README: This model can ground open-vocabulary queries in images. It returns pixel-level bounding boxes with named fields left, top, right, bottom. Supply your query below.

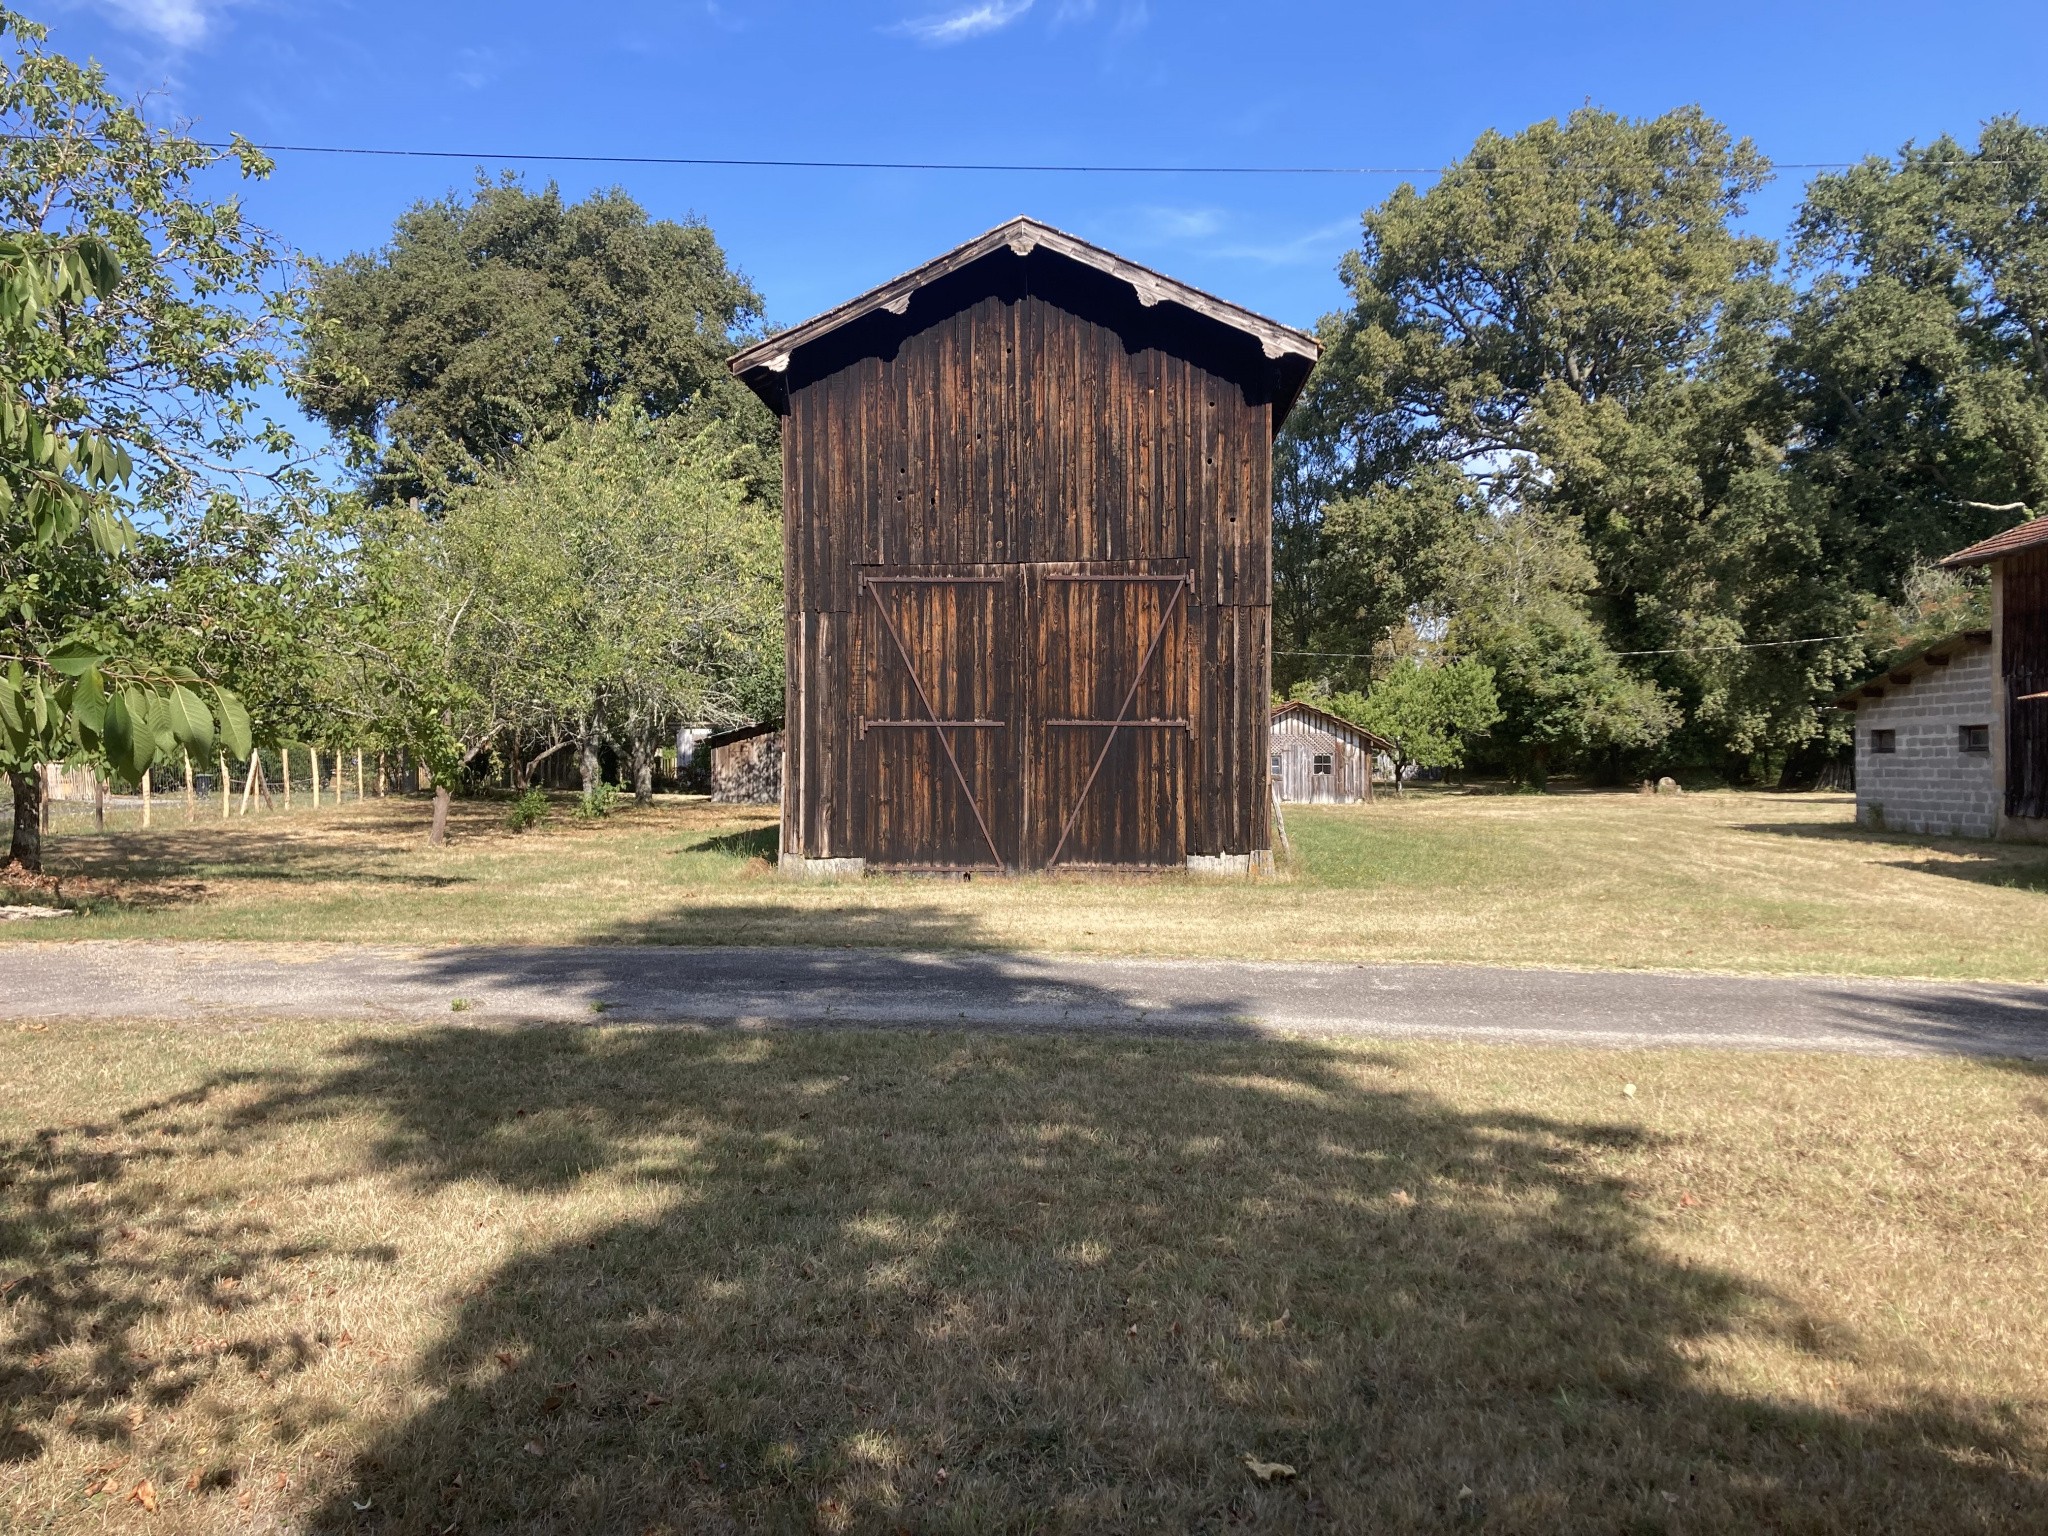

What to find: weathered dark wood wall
left=1270, top=710, right=1374, bottom=805
left=2004, top=547, right=2048, bottom=820
left=779, top=254, right=1280, bottom=869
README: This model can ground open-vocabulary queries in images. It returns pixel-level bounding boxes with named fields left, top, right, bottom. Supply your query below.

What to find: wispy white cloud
left=1052, top=0, right=1147, bottom=33
left=1126, top=205, right=1228, bottom=242
left=893, top=0, right=1034, bottom=45
left=1211, top=217, right=1360, bottom=266
left=452, top=45, right=499, bottom=92
left=87, top=0, right=236, bottom=47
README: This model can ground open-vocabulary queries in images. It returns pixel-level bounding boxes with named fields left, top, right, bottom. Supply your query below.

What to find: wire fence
left=0, top=747, right=423, bottom=841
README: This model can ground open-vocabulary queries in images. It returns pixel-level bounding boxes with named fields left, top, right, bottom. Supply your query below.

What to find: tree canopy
left=1281, top=107, right=2047, bottom=785
left=296, top=177, right=774, bottom=504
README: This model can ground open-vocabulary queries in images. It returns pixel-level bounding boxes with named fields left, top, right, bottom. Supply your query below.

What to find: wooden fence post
left=219, top=753, right=230, bottom=820
left=239, top=757, right=256, bottom=816
left=142, top=766, right=151, bottom=829
left=311, top=747, right=321, bottom=810
left=356, top=749, right=365, bottom=803
left=377, top=752, right=388, bottom=797
left=93, top=770, right=105, bottom=832
left=183, top=751, right=195, bottom=821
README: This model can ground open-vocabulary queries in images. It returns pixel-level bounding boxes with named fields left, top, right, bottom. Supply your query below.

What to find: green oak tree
left=296, top=177, right=776, bottom=506
left=1332, top=658, right=1501, bottom=792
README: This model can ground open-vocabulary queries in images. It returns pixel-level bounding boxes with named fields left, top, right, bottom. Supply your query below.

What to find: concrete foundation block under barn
left=730, top=217, right=1320, bottom=875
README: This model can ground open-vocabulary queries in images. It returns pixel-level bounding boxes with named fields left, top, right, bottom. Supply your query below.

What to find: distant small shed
left=1269, top=701, right=1390, bottom=805
left=1833, top=631, right=1995, bottom=836
left=709, top=724, right=783, bottom=806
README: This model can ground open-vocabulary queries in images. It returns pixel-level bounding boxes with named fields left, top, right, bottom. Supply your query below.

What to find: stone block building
left=1835, top=631, right=1995, bottom=836
left=1834, top=511, right=2048, bottom=842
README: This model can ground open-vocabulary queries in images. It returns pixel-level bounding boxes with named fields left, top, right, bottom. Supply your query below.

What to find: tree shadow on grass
left=1736, top=820, right=2048, bottom=895
left=8, top=1010, right=2044, bottom=1530
left=679, top=825, right=780, bottom=861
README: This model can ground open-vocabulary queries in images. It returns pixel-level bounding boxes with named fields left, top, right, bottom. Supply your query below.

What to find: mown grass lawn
left=7, top=787, right=2048, bottom=978
left=1, top=1019, right=2042, bottom=1533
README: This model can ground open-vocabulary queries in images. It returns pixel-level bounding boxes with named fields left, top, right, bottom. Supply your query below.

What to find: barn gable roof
left=1938, top=514, right=2048, bottom=569
left=729, top=216, right=1320, bottom=425
left=1271, top=699, right=1394, bottom=753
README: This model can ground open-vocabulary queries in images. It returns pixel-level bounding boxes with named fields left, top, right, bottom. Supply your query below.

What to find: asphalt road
left=1, top=942, right=2044, bottom=1057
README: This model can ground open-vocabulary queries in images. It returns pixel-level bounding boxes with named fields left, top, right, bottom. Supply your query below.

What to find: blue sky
left=38, top=0, right=2048, bottom=345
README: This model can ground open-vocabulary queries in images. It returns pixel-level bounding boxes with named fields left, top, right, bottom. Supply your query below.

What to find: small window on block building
left=1313, top=753, right=1333, bottom=775
left=1959, top=724, right=1989, bottom=753
left=1270, top=752, right=1282, bottom=777
left=1870, top=729, right=1897, bottom=754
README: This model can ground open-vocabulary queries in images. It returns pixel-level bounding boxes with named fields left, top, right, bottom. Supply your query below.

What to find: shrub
left=577, top=782, right=622, bottom=820
left=505, top=788, right=550, bottom=831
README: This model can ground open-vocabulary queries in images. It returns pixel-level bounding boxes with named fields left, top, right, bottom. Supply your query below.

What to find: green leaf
left=0, top=670, right=23, bottom=738
left=164, top=683, right=214, bottom=755
left=45, top=638, right=105, bottom=678
left=70, top=666, right=106, bottom=735
left=213, top=686, right=252, bottom=762
left=105, top=687, right=156, bottom=780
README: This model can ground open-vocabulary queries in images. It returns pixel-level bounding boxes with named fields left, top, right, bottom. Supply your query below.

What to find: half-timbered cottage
left=729, top=217, right=1319, bottom=874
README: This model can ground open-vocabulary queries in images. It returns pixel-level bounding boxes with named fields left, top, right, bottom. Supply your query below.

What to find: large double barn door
left=857, top=562, right=1190, bottom=870
left=1028, top=568, right=1190, bottom=868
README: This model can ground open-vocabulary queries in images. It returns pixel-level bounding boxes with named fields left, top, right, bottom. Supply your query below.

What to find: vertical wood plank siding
left=778, top=253, right=1282, bottom=869
left=2005, top=547, right=2048, bottom=820
left=1269, top=708, right=1377, bottom=804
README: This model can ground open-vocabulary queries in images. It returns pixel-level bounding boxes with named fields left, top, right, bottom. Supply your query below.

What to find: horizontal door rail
left=864, top=581, right=1007, bottom=868
left=1042, top=572, right=1193, bottom=584
left=1045, top=718, right=1190, bottom=729
left=860, top=574, right=1008, bottom=585
left=861, top=718, right=1006, bottom=737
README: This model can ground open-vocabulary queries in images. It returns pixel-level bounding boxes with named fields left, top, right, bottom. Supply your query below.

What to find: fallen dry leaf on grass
left=126, top=1478, right=158, bottom=1512
left=523, top=1440, right=545, bottom=1457
left=1243, top=1455, right=1296, bottom=1483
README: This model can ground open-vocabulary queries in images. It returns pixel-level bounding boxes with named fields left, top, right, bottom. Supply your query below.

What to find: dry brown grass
left=8, top=787, right=2048, bottom=978
left=2, top=1018, right=2044, bottom=1532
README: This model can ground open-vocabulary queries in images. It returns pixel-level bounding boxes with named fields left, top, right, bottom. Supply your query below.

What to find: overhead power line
left=6, top=135, right=2009, bottom=177
left=1278, top=633, right=1862, bottom=663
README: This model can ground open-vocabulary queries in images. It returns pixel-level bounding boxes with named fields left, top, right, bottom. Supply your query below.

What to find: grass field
left=2, top=1018, right=2042, bottom=1533
left=7, top=787, right=2048, bottom=978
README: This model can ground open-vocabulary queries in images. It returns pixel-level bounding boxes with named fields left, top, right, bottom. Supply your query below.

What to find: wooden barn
left=729, top=217, right=1319, bottom=874
left=1269, top=700, right=1390, bottom=804
left=708, top=722, right=783, bottom=806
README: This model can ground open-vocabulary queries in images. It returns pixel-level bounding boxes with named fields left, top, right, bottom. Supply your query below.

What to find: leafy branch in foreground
left=1, top=8, right=287, bottom=871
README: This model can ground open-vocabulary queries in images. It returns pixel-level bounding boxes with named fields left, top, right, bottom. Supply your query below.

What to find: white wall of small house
left=1852, top=645, right=1996, bottom=837
left=1269, top=713, right=1371, bottom=804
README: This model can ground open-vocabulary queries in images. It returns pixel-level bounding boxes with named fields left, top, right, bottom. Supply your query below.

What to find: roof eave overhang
left=1830, top=628, right=1992, bottom=707
left=729, top=217, right=1320, bottom=430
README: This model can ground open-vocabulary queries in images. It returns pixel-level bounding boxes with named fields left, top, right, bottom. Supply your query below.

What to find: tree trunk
left=630, top=728, right=654, bottom=806
left=7, top=767, right=43, bottom=872
left=579, top=722, right=602, bottom=796
left=1530, top=743, right=1551, bottom=793
left=429, top=785, right=451, bottom=847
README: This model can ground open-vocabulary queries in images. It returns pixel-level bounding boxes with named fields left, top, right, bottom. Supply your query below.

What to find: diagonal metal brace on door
left=1045, top=572, right=1192, bottom=868
left=862, top=576, right=1008, bottom=868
